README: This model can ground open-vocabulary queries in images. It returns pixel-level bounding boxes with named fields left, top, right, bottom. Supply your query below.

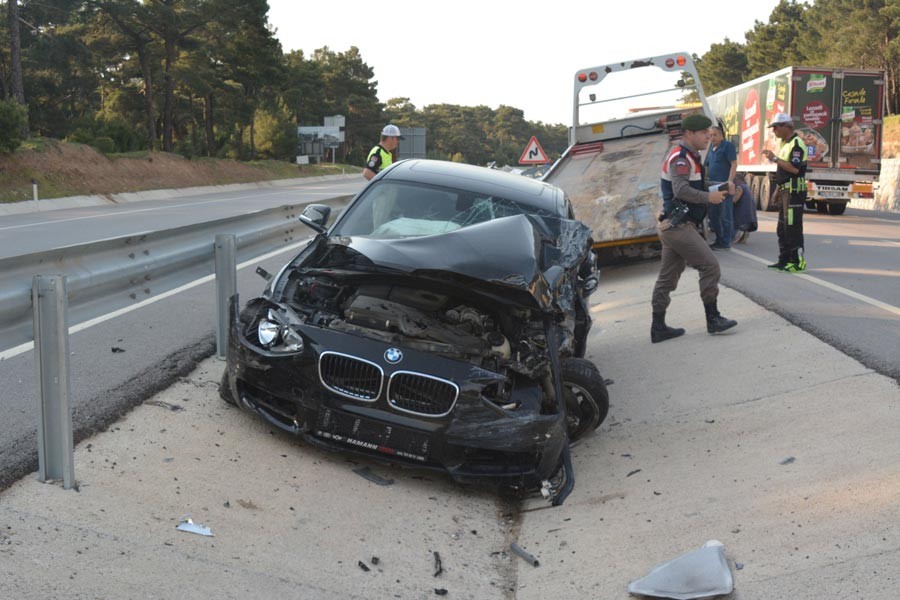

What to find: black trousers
left=776, top=189, right=805, bottom=263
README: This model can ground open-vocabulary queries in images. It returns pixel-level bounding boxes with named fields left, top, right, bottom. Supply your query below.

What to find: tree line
left=696, top=0, right=900, bottom=114
left=0, top=0, right=566, bottom=165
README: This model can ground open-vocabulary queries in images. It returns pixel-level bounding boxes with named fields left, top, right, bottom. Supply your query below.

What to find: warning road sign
left=518, top=136, right=549, bottom=165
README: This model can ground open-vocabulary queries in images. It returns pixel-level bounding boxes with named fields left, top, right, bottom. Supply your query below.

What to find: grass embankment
left=0, top=139, right=361, bottom=204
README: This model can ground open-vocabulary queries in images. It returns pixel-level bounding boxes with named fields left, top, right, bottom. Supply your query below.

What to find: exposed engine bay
left=240, top=270, right=582, bottom=412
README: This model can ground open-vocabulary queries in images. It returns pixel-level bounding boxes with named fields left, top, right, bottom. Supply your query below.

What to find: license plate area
left=315, top=408, right=431, bottom=462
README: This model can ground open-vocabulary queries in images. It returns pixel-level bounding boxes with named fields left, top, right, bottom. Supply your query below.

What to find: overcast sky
left=267, top=0, right=783, bottom=125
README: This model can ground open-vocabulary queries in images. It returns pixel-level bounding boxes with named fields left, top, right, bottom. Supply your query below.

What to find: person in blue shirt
left=705, top=126, right=737, bottom=249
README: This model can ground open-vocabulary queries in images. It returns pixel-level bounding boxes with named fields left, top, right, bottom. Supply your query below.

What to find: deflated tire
left=562, top=357, right=609, bottom=442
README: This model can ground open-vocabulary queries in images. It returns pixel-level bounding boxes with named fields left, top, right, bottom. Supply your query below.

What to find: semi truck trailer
left=706, top=66, right=884, bottom=215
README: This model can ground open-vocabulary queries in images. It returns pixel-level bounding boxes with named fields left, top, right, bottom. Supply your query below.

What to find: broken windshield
left=332, top=180, right=558, bottom=239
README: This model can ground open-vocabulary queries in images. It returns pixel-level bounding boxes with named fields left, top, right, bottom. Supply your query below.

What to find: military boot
left=651, top=311, right=685, bottom=344
left=704, top=301, right=737, bottom=334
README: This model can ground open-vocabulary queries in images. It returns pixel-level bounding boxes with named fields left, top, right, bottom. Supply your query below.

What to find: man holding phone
left=650, top=113, right=738, bottom=343
left=705, top=125, right=738, bottom=249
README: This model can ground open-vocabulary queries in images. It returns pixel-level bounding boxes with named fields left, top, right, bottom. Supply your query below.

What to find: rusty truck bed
left=544, top=133, right=674, bottom=249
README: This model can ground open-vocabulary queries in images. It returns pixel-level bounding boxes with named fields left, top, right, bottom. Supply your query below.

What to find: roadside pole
left=32, top=274, right=75, bottom=489
left=215, top=234, right=237, bottom=359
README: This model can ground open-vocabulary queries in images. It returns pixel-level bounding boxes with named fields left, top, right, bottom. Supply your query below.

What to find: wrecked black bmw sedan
left=221, top=159, right=608, bottom=504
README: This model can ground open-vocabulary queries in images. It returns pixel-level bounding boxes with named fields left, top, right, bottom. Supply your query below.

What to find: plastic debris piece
left=735, top=562, right=744, bottom=570
left=433, top=551, right=443, bottom=577
left=434, top=589, right=448, bottom=596
left=627, top=540, right=733, bottom=600
left=627, top=469, right=642, bottom=477
left=353, top=466, right=394, bottom=486
left=780, top=456, right=796, bottom=465
left=175, top=518, right=214, bottom=537
left=358, top=561, right=370, bottom=572
left=510, top=542, right=539, bottom=567
left=111, top=347, right=125, bottom=353
left=371, top=556, right=380, bottom=565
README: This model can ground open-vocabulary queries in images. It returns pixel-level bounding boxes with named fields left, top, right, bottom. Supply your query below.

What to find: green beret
left=682, top=113, right=712, bottom=131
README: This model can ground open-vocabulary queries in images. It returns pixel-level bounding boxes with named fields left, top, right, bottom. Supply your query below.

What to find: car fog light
left=257, top=317, right=280, bottom=347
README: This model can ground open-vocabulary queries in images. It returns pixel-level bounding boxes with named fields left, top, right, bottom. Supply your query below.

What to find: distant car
left=220, top=159, right=608, bottom=503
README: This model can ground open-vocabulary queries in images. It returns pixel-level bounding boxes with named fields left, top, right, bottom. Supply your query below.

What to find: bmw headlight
left=256, top=309, right=304, bottom=353
left=257, top=311, right=281, bottom=347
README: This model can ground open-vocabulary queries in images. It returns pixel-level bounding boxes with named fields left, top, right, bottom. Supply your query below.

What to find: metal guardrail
left=0, top=202, right=318, bottom=354
left=0, top=196, right=352, bottom=488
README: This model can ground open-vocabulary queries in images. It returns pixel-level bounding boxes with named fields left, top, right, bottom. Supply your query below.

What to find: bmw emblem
left=384, top=348, right=403, bottom=364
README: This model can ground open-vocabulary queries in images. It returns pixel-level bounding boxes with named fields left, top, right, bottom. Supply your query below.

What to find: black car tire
left=220, top=370, right=236, bottom=406
left=562, top=357, right=609, bottom=442
left=827, top=202, right=847, bottom=215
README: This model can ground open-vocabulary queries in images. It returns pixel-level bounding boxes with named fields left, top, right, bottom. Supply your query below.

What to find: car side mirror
left=299, top=204, right=332, bottom=233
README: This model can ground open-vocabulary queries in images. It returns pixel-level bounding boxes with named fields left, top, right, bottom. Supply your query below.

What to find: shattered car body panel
left=222, top=160, right=602, bottom=498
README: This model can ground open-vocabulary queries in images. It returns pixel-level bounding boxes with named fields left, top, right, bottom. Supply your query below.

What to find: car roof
left=378, top=159, right=564, bottom=214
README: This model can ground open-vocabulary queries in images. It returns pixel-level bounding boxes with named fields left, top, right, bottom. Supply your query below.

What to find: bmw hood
left=293, top=215, right=592, bottom=311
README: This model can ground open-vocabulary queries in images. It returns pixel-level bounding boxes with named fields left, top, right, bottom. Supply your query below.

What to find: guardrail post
left=32, top=275, right=75, bottom=489
left=215, top=234, right=237, bottom=359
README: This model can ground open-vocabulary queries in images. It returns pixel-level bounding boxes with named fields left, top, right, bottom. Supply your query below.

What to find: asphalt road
left=0, top=176, right=366, bottom=259
left=714, top=207, right=900, bottom=381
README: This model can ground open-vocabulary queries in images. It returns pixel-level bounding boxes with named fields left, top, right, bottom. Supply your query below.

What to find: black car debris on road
left=221, top=159, right=609, bottom=504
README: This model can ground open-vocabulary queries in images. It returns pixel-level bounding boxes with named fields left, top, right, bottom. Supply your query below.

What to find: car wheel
left=220, top=369, right=236, bottom=405
left=816, top=201, right=829, bottom=213
left=827, top=202, right=847, bottom=215
left=562, top=357, right=609, bottom=442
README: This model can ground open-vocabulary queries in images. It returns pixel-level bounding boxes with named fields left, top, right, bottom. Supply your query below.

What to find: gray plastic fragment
left=175, top=517, right=214, bottom=537
left=627, top=540, right=733, bottom=599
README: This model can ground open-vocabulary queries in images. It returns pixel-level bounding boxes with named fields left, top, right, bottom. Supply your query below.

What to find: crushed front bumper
left=224, top=312, right=567, bottom=490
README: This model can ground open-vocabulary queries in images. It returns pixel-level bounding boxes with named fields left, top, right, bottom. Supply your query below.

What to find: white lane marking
left=0, top=184, right=358, bottom=233
left=730, top=247, right=900, bottom=317
left=0, top=239, right=311, bottom=361
left=848, top=239, right=900, bottom=249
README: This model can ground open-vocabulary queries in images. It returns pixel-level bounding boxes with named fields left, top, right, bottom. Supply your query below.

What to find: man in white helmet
left=363, top=124, right=403, bottom=180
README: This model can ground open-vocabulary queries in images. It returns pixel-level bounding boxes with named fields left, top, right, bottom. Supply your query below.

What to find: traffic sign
left=518, top=136, right=550, bottom=165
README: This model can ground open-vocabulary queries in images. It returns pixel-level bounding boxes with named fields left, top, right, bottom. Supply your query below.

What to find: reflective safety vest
left=661, top=144, right=707, bottom=225
left=366, top=145, right=393, bottom=174
left=776, top=134, right=808, bottom=193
